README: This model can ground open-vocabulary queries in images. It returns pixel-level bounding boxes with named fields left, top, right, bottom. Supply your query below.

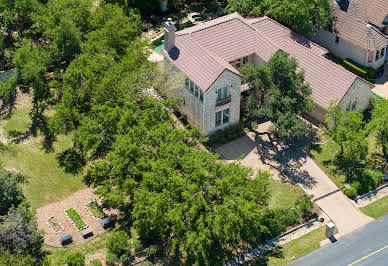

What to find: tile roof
left=331, top=0, right=388, bottom=50
left=162, top=13, right=372, bottom=110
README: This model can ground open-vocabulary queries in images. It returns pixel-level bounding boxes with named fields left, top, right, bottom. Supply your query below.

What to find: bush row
left=205, top=123, right=246, bottom=148
left=343, top=169, right=385, bottom=199
left=343, top=58, right=377, bottom=79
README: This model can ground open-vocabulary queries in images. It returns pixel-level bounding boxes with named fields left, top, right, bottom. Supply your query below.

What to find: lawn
left=256, top=226, right=329, bottom=265
left=0, top=100, right=85, bottom=208
left=360, top=196, right=388, bottom=219
left=310, top=134, right=382, bottom=189
left=269, top=178, right=304, bottom=209
left=65, top=208, right=86, bottom=230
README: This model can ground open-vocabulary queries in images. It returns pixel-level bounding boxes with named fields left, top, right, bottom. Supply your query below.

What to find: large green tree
left=0, top=170, right=25, bottom=216
left=368, top=99, right=388, bottom=160
left=243, top=51, right=314, bottom=138
left=226, top=0, right=332, bottom=36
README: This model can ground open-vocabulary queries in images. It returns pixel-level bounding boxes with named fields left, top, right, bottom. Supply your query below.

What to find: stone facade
left=164, top=58, right=241, bottom=136
left=312, top=29, right=388, bottom=69
left=339, top=78, right=371, bottom=112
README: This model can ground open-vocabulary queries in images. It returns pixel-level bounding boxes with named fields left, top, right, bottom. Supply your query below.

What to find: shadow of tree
left=57, top=148, right=86, bottom=174
left=253, top=125, right=318, bottom=189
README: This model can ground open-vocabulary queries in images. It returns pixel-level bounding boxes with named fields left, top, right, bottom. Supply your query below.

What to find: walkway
left=215, top=122, right=373, bottom=237
left=36, top=188, right=117, bottom=247
left=373, top=63, right=388, bottom=99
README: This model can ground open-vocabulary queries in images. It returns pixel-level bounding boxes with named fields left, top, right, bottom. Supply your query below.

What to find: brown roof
left=331, top=0, right=388, bottom=50
left=163, top=13, right=372, bottom=110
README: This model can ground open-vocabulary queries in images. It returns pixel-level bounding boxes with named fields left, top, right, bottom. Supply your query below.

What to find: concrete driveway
left=215, top=122, right=373, bottom=236
left=373, top=63, right=388, bottom=99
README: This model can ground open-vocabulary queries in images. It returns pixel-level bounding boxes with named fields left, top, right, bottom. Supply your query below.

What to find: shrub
left=105, top=252, right=117, bottom=266
left=90, top=259, right=102, bottom=266
left=295, top=194, right=314, bottom=219
left=107, top=231, right=130, bottom=257
left=144, top=245, right=158, bottom=259
left=343, top=59, right=367, bottom=78
left=344, top=58, right=378, bottom=78
left=343, top=184, right=358, bottom=199
left=261, top=208, right=299, bottom=237
left=366, top=170, right=384, bottom=189
left=66, top=252, right=85, bottom=266
left=119, top=254, right=132, bottom=266
left=131, top=238, right=143, bottom=251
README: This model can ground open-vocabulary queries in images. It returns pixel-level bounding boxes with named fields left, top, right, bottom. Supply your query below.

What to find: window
left=217, top=88, right=222, bottom=101
left=194, top=85, right=199, bottom=98
left=185, top=78, right=190, bottom=90
left=335, top=36, right=340, bottom=43
left=368, top=51, right=374, bottom=63
left=215, top=111, right=222, bottom=127
left=190, top=81, right=194, bottom=94
left=236, top=62, right=241, bottom=68
left=199, top=91, right=204, bottom=103
left=243, top=56, right=249, bottom=64
left=376, top=50, right=380, bottom=61
left=351, top=98, right=357, bottom=110
left=381, top=48, right=385, bottom=58
left=223, top=87, right=228, bottom=98
left=223, top=108, right=230, bottom=124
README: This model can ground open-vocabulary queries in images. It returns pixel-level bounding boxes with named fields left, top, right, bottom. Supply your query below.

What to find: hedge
left=344, top=58, right=377, bottom=79
left=343, top=59, right=367, bottom=78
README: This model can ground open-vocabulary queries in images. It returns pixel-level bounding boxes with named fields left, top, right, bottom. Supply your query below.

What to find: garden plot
left=85, top=200, right=106, bottom=219
left=46, top=216, right=64, bottom=234
left=65, top=208, right=88, bottom=231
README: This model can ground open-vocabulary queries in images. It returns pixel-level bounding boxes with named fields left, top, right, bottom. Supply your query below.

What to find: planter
left=65, top=208, right=88, bottom=231
left=45, top=216, right=64, bottom=234
left=85, top=200, right=106, bottom=220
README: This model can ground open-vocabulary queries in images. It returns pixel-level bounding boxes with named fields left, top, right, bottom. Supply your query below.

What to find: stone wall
left=340, top=78, right=371, bottom=112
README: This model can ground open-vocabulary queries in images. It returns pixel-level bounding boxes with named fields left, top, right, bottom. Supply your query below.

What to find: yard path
left=215, top=122, right=373, bottom=237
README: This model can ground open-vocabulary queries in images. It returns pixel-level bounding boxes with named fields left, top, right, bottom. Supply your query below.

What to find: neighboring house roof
left=163, top=13, right=372, bottom=110
left=331, top=0, right=388, bottom=50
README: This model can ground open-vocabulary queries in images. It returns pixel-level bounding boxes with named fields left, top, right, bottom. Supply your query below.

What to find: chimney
left=164, top=18, right=175, bottom=52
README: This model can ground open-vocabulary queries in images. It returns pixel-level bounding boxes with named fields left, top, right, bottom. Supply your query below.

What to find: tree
left=325, top=102, right=367, bottom=160
left=368, top=98, right=388, bottom=160
left=0, top=203, right=44, bottom=259
left=252, top=51, right=314, bottom=138
left=0, top=170, right=25, bottom=216
left=226, top=0, right=332, bottom=37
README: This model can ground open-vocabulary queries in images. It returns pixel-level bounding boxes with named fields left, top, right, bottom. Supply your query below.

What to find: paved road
left=289, top=214, right=388, bottom=266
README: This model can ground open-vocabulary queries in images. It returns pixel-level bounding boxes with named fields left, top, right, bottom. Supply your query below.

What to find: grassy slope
left=269, top=178, right=304, bottom=209
left=258, top=226, right=328, bottom=265
left=1, top=101, right=85, bottom=208
left=360, top=196, right=388, bottom=219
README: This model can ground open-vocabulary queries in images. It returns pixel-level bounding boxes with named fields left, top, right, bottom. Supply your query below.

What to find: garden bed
left=85, top=200, right=105, bottom=219
left=65, top=208, right=87, bottom=231
left=46, top=216, right=64, bottom=233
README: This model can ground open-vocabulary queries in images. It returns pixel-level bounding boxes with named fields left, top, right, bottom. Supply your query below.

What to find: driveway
left=215, top=122, right=373, bottom=236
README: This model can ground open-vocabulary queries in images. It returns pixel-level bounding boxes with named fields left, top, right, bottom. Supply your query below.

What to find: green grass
left=360, top=196, right=388, bottom=219
left=269, top=178, right=304, bottom=209
left=1, top=135, right=86, bottom=208
left=45, top=230, right=113, bottom=265
left=2, top=105, right=31, bottom=137
left=257, top=226, right=329, bottom=265
left=310, top=141, right=346, bottom=188
left=65, top=208, right=86, bottom=230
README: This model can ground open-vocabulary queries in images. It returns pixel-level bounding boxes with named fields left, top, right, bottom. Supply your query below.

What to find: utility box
left=326, top=222, right=335, bottom=238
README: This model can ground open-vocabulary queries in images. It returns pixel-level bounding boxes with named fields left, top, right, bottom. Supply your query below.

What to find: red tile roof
left=162, top=13, right=373, bottom=110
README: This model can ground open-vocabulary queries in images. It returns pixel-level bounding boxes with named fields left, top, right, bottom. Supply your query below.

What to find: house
left=162, top=13, right=373, bottom=135
left=312, top=0, right=388, bottom=70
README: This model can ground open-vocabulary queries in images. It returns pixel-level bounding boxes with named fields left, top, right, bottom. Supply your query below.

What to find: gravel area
left=36, top=188, right=117, bottom=247
left=354, top=184, right=388, bottom=207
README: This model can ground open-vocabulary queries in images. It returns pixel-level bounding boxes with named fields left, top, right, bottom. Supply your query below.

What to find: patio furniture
left=60, top=234, right=72, bottom=245
left=80, top=227, right=93, bottom=238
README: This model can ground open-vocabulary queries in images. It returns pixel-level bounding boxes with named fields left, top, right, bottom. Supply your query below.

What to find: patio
left=373, top=63, right=388, bottom=99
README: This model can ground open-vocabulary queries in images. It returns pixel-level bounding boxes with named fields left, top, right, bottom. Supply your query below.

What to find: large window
left=199, top=91, right=204, bottom=103
left=381, top=48, right=385, bottom=58
left=223, top=108, right=229, bottom=124
left=185, top=78, right=204, bottom=104
left=368, top=51, right=374, bottom=63
left=185, top=78, right=189, bottom=90
left=194, top=85, right=199, bottom=99
left=190, top=81, right=194, bottom=94
left=376, top=50, right=380, bottom=61
left=215, top=108, right=230, bottom=127
left=217, top=87, right=229, bottom=101
left=215, top=111, right=222, bottom=127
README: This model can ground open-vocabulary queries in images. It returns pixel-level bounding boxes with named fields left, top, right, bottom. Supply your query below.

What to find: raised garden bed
left=46, top=216, right=64, bottom=233
left=65, top=208, right=87, bottom=231
left=85, top=200, right=106, bottom=219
